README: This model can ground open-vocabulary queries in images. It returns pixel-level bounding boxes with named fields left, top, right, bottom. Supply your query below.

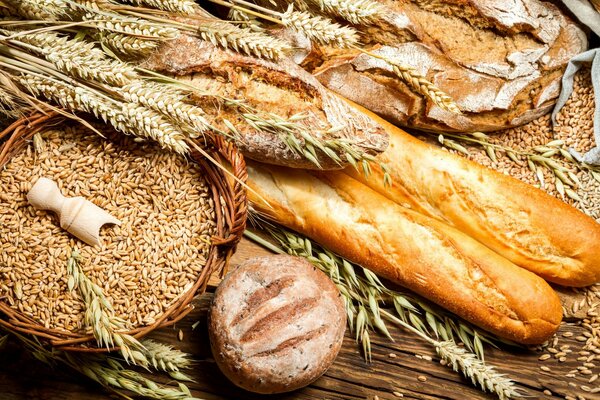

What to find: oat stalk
left=245, top=221, right=521, bottom=399
left=2, top=327, right=197, bottom=400
left=66, top=249, right=148, bottom=366
left=244, top=218, right=510, bottom=357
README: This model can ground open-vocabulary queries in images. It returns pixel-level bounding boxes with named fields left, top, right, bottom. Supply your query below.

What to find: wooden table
left=0, top=239, right=596, bottom=400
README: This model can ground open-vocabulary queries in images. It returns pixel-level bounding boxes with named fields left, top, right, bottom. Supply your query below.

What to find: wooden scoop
left=27, top=177, right=121, bottom=246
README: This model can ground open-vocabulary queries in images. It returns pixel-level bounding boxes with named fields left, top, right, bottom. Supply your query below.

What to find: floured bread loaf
left=143, top=35, right=389, bottom=169
left=307, top=0, right=588, bottom=132
left=208, top=255, right=346, bottom=394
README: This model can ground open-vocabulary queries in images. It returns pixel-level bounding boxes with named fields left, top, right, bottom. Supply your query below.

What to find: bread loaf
left=209, top=255, right=346, bottom=394
left=341, top=99, right=600, bottom=287
left=306, top=0, right=587, bottom=132
left=143, top=35, right=388, bottom=169
left=246, top=161, right=562, bottom=344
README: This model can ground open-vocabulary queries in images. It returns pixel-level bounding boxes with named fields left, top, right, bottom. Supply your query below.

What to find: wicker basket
left=0, top=111, right=247, bottom=352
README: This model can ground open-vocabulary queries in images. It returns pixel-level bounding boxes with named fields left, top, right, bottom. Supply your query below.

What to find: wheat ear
left=121, top=0, right=200, bottom=14
left=122, top=81, right=211, bottom=136
left=9, top=0, right=68, bottom=20
left=66, top=250, right=148, bottom=366
left=281, top=6, right=358, bottom=47
left=197, top=19, right=290, bottom=60
left=312, top=0, right=384, bottom=25
left=7, top=30, right=136, bottom=86
left=18, top=75, right=189, bottom=154
left=357, top=48, right=461, bottom=113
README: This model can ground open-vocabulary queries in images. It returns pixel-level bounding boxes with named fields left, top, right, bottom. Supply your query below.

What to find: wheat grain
left=0, top=127, right=215, bottom=333
left=311, top=0, right=384, bottom=25
left=281, top=6, right=358, bottom=47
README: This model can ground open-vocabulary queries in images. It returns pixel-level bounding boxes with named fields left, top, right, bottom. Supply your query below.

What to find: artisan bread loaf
left=307, top=0, right=587, bottom=132
left=143, top=35, right=388, bottom=169
left=208, top=255, right=346, bottom=394
left=246, top=161, right=562, bottom=344
left=342, top=99, right=600, bottom=287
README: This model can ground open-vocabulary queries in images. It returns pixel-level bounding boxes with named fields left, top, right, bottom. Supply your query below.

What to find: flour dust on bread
left=306, top=0, right=587, bottom=132
left=246, top=161, right=563, bottom=345
left=209, top=255, right=346, bottom=394
left=143, top=35, right=389, bottom=169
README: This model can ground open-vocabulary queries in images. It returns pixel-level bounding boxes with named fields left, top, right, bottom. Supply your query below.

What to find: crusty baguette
left=341, top=99, right=600, bottom=287
left=143, top=35, right=388, bottom=169
left=247, top=161, right=562, bottom=344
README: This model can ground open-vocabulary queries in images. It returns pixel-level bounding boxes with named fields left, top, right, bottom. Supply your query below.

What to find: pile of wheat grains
left=0, top=126, right=216, bottom=333
left=439, top=67, right=600, bottom=399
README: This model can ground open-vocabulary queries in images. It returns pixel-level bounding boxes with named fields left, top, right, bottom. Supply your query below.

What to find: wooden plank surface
left=0, top=239, right=597, bottom=400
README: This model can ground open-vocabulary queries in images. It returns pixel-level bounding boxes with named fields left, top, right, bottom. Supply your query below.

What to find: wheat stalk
left=121, top=0, right=200, bottom=14
left=141, top=339, right=194, bottom=381
left=0, top=80, right=25, bottom=118
left=122, top=81, right=211, bottom=136
left=436, top=341, right=521, bottom=400
left=9, top=0, right=68, bottom=20
left=310, top=0, right=384, bottom=25
left=245, top=222, right=521, bottom=399
left=196, top=19, right=290, bottom=60
left=18, top=74, right=189, bottom=153
left=66, top=249, right=148, bottom=366
left=3, top=327, right=196, bottom=399
left=435, top=132, right=600, bottom=202
left=281, top=5, right=358, bottom=47
left=244, top=219, right=509, bottom=357
left=5, top=30, right=137, bottom=86
left=353, top=48, right=460, bottom=113
left=72, top=1, right=179, bottom=56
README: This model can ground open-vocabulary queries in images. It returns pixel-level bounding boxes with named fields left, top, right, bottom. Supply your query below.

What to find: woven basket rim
left=0, top=110, right=248, bottom=352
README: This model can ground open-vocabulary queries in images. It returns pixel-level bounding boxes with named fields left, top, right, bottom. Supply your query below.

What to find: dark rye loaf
left=208, top=255, right=346, bottom=394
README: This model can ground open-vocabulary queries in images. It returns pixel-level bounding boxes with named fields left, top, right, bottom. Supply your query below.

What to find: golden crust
left=343, top=98, right=600, bottom=287
left=247, top=162, right=562, bottom=345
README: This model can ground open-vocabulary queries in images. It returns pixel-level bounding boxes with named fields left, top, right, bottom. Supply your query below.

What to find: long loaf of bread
left=343, top=99, right=600, bottom=287
left=247, top=161, right=562, bottom=344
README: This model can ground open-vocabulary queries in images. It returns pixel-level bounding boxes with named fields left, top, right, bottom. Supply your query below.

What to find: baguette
left=247, top=161, right=562, bottom=344
left=342, top=99, right=600, bottom=287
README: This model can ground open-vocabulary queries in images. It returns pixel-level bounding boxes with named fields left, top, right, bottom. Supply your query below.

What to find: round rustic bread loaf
left=208, top=255, right=346, bottom=394
left=309, top=0, right=588, bottom=133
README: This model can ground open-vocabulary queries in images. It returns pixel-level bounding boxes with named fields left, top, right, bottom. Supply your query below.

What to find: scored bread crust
left=247, top=162, right=562, bottom=344
left=142, top=35, right=389, bottom=169
left=208, top=255, right=346, bottom=394
left=308, top=0, right=587, bottom=132
left=342, top=98, right=600, bottom=287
